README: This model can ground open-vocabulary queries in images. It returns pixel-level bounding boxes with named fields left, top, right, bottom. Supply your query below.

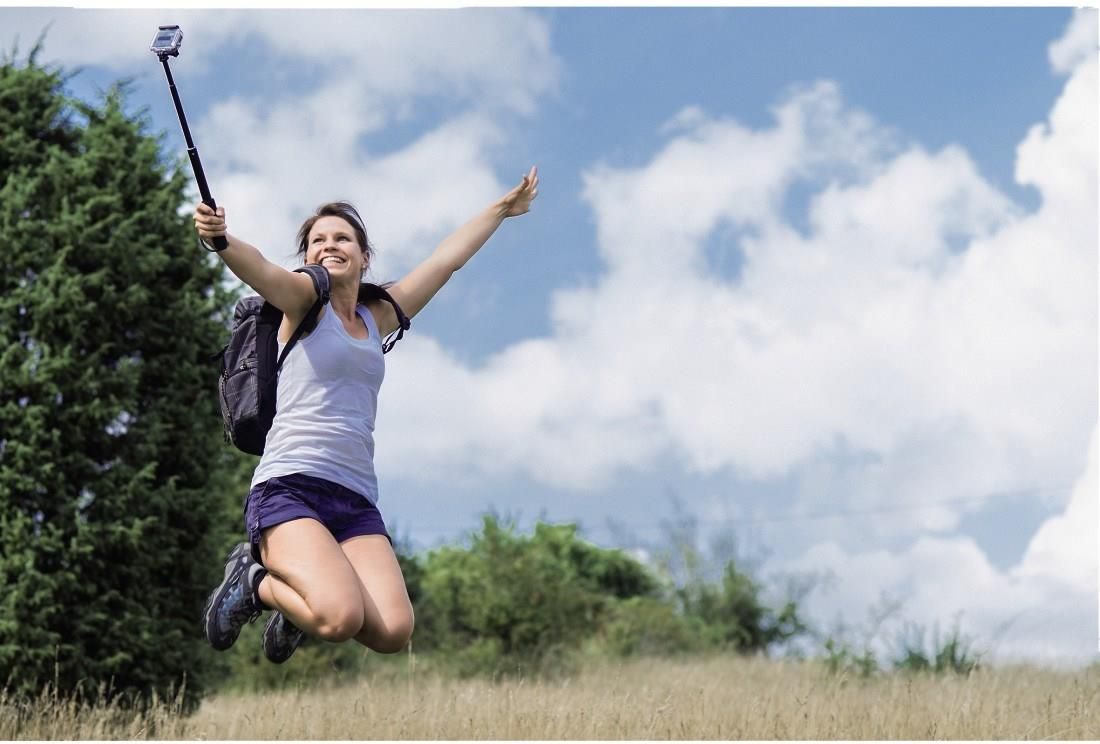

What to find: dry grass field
left=3, top=653, right=1098, bottom=739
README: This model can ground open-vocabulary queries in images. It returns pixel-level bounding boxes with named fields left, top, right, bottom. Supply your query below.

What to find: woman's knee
left=311, top=601, right=365, bottom=643
left=370, top=612, right=415, bottom=654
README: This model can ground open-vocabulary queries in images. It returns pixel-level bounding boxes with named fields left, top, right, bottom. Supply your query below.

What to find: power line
left=397, top=484, right=1073, bottom=538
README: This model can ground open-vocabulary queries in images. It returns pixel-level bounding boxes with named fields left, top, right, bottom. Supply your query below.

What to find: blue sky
left=4, top=6, right=1096, bottom=665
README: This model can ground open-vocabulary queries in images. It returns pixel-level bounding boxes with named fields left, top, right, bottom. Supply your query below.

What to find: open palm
left=500, top=166, right=539, bottom=217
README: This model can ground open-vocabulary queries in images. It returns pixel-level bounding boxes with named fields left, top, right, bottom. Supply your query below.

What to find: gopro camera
left=150, top=25, right=183, bottom=58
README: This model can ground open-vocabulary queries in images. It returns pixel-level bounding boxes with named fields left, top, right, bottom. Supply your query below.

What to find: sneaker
left=203, top=542, right=266, bottom=651
left=262, top=611, right=305, bottom=664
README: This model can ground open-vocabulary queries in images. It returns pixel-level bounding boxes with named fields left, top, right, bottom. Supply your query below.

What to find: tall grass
left=3, top=654, right=1097, bottom=739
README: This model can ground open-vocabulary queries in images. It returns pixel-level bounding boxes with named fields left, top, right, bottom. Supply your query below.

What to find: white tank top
left=251, top=303, right=384, bottom=503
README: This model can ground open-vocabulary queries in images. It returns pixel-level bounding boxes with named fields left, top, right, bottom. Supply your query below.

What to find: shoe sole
left=202, top=542, right=252, bottom=651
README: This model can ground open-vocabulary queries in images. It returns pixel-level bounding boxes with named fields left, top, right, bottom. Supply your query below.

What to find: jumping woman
left=196, top=166, right=539, bottom=663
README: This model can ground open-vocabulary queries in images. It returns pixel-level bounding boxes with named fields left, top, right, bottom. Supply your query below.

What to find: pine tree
left=0, top=46, right=244, bottom=706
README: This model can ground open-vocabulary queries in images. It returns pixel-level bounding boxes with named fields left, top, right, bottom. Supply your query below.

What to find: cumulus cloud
left=1048, top=8, right=1098, bottom=75
left=772, top=10, right=1098, bottom=663
left=1016, top=427, right=1097, bottom=594
left=246, top=10, right=557, bottom=117
left=1, top=8, right=559, bottom=115
left=0, top=9, right=237, bottom=72
left=382, top=13, right=1094, bottom=523
left=782, top=424, right=1097, bottom=664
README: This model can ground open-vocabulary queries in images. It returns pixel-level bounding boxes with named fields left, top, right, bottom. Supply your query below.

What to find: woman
left=197, top=167, right=539, bottom=663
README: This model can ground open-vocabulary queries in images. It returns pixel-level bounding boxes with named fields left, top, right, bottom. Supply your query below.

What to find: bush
left=414, top=515, right=657, bottom=676
left=598, top=596, right=702, bottom=658
left=676, top=560, right=807, bottom=653
left=892, top=621, right=981, bottom=675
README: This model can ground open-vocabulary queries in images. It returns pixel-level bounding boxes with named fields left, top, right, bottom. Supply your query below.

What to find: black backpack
left=217, top=264, right=410, bottom=455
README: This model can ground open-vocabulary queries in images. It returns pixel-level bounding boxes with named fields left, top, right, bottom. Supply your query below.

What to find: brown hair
left=295, top=201, right=375, bottom=271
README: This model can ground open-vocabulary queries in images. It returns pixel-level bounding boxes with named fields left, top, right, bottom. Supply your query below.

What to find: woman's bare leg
left=340, top=535, right=415, bottom=653
left=256, top=517, right=366, bottom=642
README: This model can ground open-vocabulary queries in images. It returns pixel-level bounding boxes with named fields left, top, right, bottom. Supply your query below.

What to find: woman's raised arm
left=194, top=202, right=316, bottom=315
left=378, top=167, right=539, bottom=335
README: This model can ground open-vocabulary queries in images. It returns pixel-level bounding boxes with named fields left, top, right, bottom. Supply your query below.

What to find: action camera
left=150, top=25, right=183, bottom=58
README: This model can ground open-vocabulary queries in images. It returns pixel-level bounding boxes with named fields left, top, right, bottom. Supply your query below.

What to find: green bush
left=598, top=596, right=702, bottom=658
left=413, top=515, right=656, bottom=675
left=892, top=621, right=981, bottom=675
left=677, top=561, right=807, bottom=653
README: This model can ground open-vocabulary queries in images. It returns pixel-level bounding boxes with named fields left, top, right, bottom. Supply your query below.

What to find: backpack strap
left=274, top=265, right=331, bottom=372
left=358, top=282, right=411, bottom=353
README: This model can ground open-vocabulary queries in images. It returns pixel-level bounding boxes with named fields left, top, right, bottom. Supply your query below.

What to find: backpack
left=217, top=264, right=410, bottom=455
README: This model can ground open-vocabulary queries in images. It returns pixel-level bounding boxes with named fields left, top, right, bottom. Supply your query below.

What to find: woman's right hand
left=194, top=202, right=227, bottom=242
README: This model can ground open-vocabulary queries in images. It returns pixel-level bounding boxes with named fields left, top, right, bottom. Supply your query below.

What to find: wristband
left=198, top=235, right=228, bottom=253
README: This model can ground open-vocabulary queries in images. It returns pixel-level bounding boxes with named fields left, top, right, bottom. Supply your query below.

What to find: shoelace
left=223, top=581, right=263, bottom=627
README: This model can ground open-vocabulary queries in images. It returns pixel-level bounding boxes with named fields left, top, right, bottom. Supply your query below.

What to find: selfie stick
left=150, top=25, right=228, bottom=251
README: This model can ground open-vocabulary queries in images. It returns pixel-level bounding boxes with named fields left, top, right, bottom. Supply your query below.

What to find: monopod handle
left=191, top=150, right=228, bottom=251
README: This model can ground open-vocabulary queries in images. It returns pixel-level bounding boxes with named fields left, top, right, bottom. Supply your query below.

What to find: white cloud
left=1, top=9, right=559, bottom=115
left=764, top=14, right=1098, bottom=664
left=1015, top=426, right=1098, bottom=593
left=381, top=333, right=669, bottom=491
left=1048, top=9, right=1098, bottom=75
left=247, top=10, right=558, bottom=116
left=0, top=9, right=237, bottom=72
left=781, top=425, right=1097, bottom=664
left=381, top=22, right=1095, bottom=525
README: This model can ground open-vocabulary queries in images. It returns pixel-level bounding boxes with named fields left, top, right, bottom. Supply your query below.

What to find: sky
left=2, top=5, right=1097, bottom=667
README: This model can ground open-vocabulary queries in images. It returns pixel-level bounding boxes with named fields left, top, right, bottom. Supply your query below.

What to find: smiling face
left=295, top=201, right=375, bottom=281
left=306, top=216, right=365, bottom=277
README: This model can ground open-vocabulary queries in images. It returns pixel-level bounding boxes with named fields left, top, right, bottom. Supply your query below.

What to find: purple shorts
left=244, top=472, right=390, bottom=565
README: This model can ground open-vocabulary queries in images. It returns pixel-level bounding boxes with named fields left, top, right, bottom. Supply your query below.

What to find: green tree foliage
left=596, top=596, right=702, bottom=657
left=676, top=561, right=806, bottom=652
left=414, top=515, right=658, bottom=676
left=0, top=51, right=239, bottom=706
left=400, top=514, right=807, bottom=679
left=641, top=498, right=809, bottom=654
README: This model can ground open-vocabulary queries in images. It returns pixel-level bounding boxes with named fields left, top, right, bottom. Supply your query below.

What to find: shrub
left=414, top=515, right=657, bottom=675
left=892, top=621, right=981, bottom=675
left=598, top=596, right=702, bottom=658
left=677, top=560, right=807, bottom=653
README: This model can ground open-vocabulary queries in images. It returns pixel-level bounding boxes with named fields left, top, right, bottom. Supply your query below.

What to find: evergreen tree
left=0, top=47, right=242, bottom=706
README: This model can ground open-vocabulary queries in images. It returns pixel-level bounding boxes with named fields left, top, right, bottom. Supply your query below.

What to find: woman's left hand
left=499, top=166, right=539, bottom=217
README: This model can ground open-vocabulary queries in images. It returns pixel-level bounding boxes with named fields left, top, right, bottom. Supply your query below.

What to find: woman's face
left=306, top=215, right=366, bottom=278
